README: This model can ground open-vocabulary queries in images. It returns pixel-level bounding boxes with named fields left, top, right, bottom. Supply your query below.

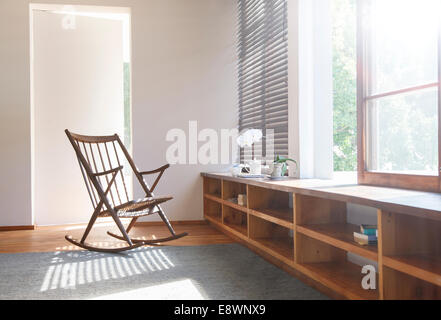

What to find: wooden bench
left=201, top=172, right=441, bottom=300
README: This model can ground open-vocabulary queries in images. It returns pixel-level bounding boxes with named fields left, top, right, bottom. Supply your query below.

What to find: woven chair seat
left=99, top=196, right=172, bottom=218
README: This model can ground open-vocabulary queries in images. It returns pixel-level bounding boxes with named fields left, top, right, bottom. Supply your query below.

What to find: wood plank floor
left=0, top=220, right=234, bottom=253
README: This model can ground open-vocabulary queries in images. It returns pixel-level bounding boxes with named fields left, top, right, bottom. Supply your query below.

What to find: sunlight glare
left=89, top=279, right=205, bottom=300
left=372, top=0, right=439, bottom=52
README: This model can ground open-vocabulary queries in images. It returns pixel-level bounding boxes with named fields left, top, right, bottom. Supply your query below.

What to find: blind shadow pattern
left=238, top=0, right=289, bottom=161
left=40, top=248, right=175, bottom=292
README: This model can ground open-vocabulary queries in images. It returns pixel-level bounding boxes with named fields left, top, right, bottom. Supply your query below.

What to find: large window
left=357, top=0, right=441, bottom=191
left=238, top=0, right=288, bottom=161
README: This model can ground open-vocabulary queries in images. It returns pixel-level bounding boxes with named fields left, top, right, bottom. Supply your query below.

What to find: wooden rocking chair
left=65, top=129, right=188, bottom=253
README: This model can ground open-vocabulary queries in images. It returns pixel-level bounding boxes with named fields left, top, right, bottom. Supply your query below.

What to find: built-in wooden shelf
left=224, top=206, right=248, bottom=237
left=249, top=207, right=294, bottom=229
left=204, top=193, right=223, bottom=204
left=223, top=199, right=247, bottom=213
left=383, top=254, right=441, bottom=287
left=382, top=265, right=441, bottom=299
left=202, top=173, right=441, bottom=300
left=204, top=198, right=222, bottom=224
left=249, top=213, right=294, bottom=264
left=205, top=214, right=222, bottom=225
left=205, top=214, right=219, bottom=225
left=224, top=221, right=247, bottom=237
left=205, top=214, right=248, bottom=242
left=297, top=223, right=378, bottom=261
left=203, top=177, right=222, bottom=200
left=296, top=261, right=379, bottom=300
left=380, top=210, right=441, bottom=294
left=252, top=237, right=294, bottom=262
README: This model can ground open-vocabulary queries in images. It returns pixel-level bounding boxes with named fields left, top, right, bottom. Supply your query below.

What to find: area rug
left=0, top=243, right=327, bottom=300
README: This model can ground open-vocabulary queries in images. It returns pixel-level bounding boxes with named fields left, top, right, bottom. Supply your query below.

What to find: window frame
left=356, top=0, right=441, bottom=192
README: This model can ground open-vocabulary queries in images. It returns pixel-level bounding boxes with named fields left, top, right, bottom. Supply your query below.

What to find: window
left=357, top=0, right=441, bottom=191
left=238, top=0, right=288, bottom=161
left=333, top=0, right=357, bottom=172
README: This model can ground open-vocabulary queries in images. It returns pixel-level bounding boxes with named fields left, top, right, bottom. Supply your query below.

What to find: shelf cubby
left=248, top=185, right=293, bottom=229
left=222, top=180, right=247, bottom=212
left=204, top=198, right=222, bottom=224
left=223, top=205, right=248, bottom=237
left=295, top=233, right=379, bottom=300
left=203, top=177, right=222, bottom=199
left=380, top=211, right=441, bottom=287
left=297, top=223, right=378, bottom=261
left=295, top=194, right=378, bottom=260
left=382, top=266, right=441, bottom=300
left=295, top=194, right=347, bottom=225
left=249, top=214, right=294, bottom=263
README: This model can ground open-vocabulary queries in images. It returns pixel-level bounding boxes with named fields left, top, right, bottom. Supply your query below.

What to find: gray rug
left=0, top=244, right=327, bottom=300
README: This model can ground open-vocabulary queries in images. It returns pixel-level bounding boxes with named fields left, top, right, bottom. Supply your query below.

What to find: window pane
left=367, top=88, right=438, bottom=175
left=333, top=0, right=357, bottom=172
left=367, top=0, right=439, bottom=95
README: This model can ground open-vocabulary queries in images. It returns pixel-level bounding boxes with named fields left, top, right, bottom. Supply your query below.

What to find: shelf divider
left=296, top=223, right=378, bottom=261
left=296, top=260, right=379, bottom=300
left=383, top=254, right=441, bottom=287
left=249, top=207, right=294, bottom=229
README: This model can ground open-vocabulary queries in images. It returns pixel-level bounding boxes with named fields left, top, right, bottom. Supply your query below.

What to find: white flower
left=237, top=129, right=263, bottom=148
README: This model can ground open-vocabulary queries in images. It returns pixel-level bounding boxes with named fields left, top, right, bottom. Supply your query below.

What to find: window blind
left=238, top=0, right=289, bottom=161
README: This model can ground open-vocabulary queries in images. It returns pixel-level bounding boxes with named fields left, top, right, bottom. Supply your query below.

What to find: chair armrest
left=93, top=166, right=124, bottom=177
left=139, top=164, right=170, bottom=194
left=139, top=164, right=170, bottom=176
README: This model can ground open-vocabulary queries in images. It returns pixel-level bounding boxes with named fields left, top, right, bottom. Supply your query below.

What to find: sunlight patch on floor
left=39, top=249, right=175, bottom=292
left=89, top=279, right=205, bottom=300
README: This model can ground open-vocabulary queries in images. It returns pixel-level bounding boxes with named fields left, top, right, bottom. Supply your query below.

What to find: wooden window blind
left=238, top=0, right=289, bottom=160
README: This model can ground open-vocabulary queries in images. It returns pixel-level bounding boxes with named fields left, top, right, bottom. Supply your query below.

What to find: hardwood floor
left=0, top=220, right=234, bottom=254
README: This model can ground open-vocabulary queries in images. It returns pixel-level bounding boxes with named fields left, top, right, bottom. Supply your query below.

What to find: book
left=354, top=232, right=377, bottom=246
left=360, top=224, right=377, bottom=236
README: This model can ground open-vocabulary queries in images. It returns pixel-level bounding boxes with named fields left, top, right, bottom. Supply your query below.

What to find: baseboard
left=135, top=220, right=208, bottom=227
left=0, top=221, right=206, bottom=231
left=0, top=225, right=36, bottom=232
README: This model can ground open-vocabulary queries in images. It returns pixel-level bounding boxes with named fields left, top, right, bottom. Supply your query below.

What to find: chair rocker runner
left=65, top=129, right=188, bottom=253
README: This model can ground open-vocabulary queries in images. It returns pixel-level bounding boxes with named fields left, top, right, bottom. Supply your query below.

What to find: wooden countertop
left=201, top=172, right=441, bottom=221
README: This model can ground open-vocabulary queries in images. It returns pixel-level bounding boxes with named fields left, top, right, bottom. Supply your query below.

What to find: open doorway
left=30, top=4, right=132, bottom=226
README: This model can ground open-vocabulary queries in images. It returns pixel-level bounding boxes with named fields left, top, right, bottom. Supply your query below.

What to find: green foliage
left=332, top=0, right=357, bottom=172
left=275, top=156, right=297, bottom=176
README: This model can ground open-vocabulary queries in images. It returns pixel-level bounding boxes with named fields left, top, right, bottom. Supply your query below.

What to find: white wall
left=0, top=0, right=237, bottom=226
left=130, top=1, right=237, bottom=222
left=33, top=10, right=126, bottom=225
left=0, top=0, right=32, bottom=226
left=289, top=0, right=334, bottom=179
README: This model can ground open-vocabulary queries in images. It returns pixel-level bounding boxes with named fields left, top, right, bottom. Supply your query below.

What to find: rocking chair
left=65, top=129, right=188, bottom=253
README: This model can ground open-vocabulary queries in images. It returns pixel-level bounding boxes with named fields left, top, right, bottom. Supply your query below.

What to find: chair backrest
left=65, top=130, right=142, bottom=212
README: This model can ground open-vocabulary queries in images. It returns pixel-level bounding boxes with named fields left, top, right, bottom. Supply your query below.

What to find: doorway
left=30, top=4, right=132, bottom=225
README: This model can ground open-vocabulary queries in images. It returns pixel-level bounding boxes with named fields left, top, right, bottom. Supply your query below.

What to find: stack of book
left=353, top=225, right=378, bottom=246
